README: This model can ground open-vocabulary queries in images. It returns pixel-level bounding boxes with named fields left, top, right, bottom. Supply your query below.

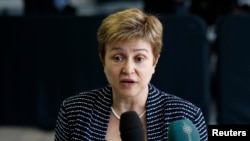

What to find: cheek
left=104, top=64, right=119, bottom=77
left=141, top=65, right=156, bottom=78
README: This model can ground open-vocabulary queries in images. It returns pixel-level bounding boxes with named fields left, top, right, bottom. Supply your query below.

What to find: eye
left=136, top=56, right=145, bottom=62
left=113, top=55, right=123, bottom=62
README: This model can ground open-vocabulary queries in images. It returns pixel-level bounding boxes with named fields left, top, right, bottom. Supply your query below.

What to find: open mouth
left=121, top=80, right=135, bottom=83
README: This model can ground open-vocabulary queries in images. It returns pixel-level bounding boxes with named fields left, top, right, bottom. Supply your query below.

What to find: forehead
left=106, top=39, right=152, bottom=52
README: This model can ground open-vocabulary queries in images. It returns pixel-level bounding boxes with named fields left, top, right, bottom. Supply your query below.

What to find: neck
left=111, top=106, right=146, bottom=120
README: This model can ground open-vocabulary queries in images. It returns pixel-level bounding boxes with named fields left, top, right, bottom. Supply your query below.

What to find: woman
left=54, top=8, right=208, bottom=141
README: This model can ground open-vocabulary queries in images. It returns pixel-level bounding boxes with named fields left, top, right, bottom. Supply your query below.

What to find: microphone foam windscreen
left=119, top=111, right=144, bottom=141
left=168, top=119, right=200, bottom=141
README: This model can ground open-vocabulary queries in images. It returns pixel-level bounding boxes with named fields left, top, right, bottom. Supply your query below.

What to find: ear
left=99, top=53, right=104, bottom=66
left=152, top=55, right=160, bottom=74
left=153, top=55, right=160, bottom=66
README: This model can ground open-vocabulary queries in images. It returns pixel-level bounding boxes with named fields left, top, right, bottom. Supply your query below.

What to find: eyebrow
left=111, top=47, right=149, bottom=53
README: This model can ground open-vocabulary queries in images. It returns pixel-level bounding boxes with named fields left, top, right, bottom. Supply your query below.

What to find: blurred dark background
left=1, top=0, right=250, bottom=140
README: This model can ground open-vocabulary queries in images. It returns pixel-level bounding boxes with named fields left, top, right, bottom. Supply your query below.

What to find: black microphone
left=119, top=111, right=145, bottom=141
left=167, top=119, right=200, bottom=141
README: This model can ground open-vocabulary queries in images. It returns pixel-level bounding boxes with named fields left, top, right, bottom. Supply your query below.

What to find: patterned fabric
left=55, top=84, right=208, bottom=141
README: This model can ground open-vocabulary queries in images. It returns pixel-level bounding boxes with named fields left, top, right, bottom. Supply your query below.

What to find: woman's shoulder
left=62, top=85, right=112, bottom=106
left=158, top=90, right=205, bottom=121
left=163, top=91, right=200, bottom=110
left=149, top=84, right=200, bottom=110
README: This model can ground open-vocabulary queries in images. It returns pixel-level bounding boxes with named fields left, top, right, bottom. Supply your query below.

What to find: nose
left=122, top=60, right=135, bottom=74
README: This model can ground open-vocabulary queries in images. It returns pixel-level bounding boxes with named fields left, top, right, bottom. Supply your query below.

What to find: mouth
left=120, top=79, right=136, bottom=87
left=120, top=79, right=136, bottom=84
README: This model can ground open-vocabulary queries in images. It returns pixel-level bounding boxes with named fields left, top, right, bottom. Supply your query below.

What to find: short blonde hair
left=97, top=8, right=163, bottom=62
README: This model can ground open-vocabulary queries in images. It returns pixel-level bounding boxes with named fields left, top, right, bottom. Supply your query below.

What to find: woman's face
left=102, top=39, right=159, bottom=98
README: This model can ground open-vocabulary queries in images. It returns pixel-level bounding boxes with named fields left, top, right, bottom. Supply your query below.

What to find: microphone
left=167, top=119, right=200, bottom=141
left=119, top=111, right=145, bottom=141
